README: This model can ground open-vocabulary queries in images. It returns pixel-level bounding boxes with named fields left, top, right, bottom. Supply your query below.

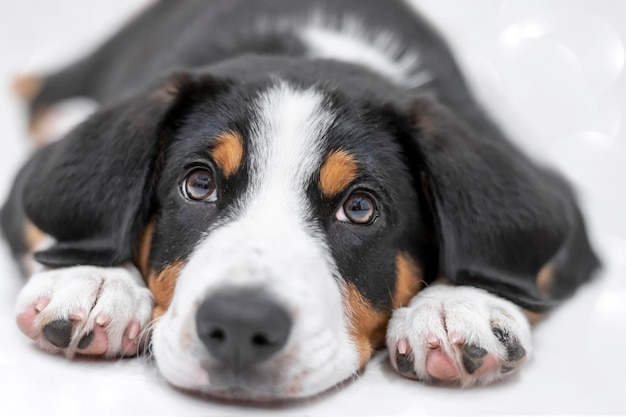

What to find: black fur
left=2, top=0, right=599, bottom=317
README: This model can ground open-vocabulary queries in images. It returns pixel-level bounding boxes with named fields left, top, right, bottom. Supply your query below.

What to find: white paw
left=16, top=265, right=154, bottom=358
left=386, top=285, right=531, bottom=386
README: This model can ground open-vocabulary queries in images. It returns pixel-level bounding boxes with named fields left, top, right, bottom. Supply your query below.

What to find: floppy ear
left=404, top=97, right=599, bottom=312
left=22, top=72, right=197, bottom=267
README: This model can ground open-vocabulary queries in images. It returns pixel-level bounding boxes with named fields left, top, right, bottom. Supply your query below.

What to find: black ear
left=405, top=97, right=599, bottom=312
left=22, top=72, right=196, bottom=267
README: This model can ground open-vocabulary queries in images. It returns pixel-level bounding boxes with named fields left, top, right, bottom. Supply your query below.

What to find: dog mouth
left=173, top=363, right=358, bottom=405
left=195, top=356, right=303, bottom=399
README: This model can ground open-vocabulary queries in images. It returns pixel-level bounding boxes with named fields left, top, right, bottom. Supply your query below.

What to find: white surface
left=0, top=0, right=625, bottom=415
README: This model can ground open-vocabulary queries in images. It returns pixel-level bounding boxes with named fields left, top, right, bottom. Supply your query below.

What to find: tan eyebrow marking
left=210, top=130, right=245, bottom=177
left=319, top=150, right=358, bottom=198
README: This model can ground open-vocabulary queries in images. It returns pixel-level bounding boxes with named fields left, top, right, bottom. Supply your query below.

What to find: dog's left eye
left=336, top=192, right=378, bottom=225
left=182, top=168, right=217, bottom=202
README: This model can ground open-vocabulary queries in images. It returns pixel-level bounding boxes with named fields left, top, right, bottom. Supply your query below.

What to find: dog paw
left=386, top=285, right=531, bottom=386
left=15, top=265, right=154, bottom=358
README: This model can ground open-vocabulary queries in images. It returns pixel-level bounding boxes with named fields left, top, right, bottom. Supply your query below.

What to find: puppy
left=2, top=0, right=599, bottom=400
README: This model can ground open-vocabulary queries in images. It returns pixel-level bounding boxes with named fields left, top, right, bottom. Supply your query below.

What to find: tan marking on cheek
left=319, top=150, right=358, bottom=198
left=537, top=262, right=554, bottom=297
left=210, top=131, right=244, bottom=177
left=134, top=220, right=156, bottom=281
left=394, top=253, right=424, bottom=309
left=149, top=262, right=183, bottom=320
left=343, top=283, right=390, bottom=369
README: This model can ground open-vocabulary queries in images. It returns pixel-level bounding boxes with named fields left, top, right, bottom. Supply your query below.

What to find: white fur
left=299, top=14, right=431, bottom=88
left=152, top=82, right=360, bottom=398
left=16, top=264, right=154, bottom=357
left=255, top=12, right=432, bottom=88
left=386, top=284, right=532, bottom=386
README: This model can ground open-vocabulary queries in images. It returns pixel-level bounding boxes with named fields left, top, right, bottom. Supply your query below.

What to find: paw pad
left=42, top=319, right=73, bottom=348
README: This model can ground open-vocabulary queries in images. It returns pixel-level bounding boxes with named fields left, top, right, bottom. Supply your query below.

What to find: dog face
left=24, top=59, right=432, bottom=398
left=23, top=57, right=573, bottom=400
left=145, top=78, right=428, bottom=397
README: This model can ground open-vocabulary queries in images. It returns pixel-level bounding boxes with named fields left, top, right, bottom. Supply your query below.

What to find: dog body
left=2, top=0, right=599, bottom=400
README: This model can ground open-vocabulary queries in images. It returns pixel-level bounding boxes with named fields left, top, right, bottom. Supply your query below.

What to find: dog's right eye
left=182, top=168, right=217, bottom=202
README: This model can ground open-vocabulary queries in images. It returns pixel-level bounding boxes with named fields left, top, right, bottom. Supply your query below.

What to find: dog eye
left=336, top=192, right=378, bottom=225
left=182, top=169, right=217, bottom=202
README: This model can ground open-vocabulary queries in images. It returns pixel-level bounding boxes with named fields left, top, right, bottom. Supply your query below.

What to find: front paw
left=16, top=265, right=154, bottom=358
left=386, top=285, right=531, bottom=386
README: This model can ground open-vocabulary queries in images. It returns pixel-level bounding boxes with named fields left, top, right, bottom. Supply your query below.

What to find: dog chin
left=165, top=366, right=356, bottom=402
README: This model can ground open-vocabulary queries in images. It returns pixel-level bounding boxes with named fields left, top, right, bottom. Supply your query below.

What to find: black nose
left=196, top=289, right=292, bottom=370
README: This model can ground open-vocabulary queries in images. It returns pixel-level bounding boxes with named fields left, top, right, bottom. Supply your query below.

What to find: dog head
left=24, top=56, right=569, bottom=400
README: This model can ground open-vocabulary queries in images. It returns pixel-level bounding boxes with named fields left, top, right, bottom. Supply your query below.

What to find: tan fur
left=23, top=220, right=47, bottom=254
left=525, top=310, right=543, bottom=325
left=135, top=220, right=156, bottom=280
left=319, top=150, right=358, bottom=198
left=537, top=262, right=554, bottom=297
left=12, top=74, right=41, bottom=102
left=210, top=131, right=245, bottom=177
left=149, top=262, right=183, bottom=320
left=343, top=283, right=390, bottom=368
left=393, top=253, right=424, bottom=309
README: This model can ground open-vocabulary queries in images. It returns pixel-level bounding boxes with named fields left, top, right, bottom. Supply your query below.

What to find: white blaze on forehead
left=247, top=81, right=333, bottom=209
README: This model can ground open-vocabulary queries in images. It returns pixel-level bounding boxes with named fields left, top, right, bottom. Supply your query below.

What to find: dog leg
left=386, top=284, right=531, bottom=386
left=15, top=264, right=154, bottom=358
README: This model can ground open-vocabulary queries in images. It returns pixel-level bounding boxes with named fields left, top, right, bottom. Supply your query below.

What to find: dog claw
left=95, top=313, right=111, bottom=327
left=34, top=298, right=49, bottom=312
left=426, top=334, right=440, bottom=349
left=397, top=338, right=409, bottom=354
left=127, top=321, right=141, bottom=340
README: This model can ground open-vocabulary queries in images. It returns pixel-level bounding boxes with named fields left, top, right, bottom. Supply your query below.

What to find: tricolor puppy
left=2, top=0, right=599, bottom=401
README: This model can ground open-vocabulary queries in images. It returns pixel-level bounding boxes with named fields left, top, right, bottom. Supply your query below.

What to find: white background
left=0, top=1, right=624, bottom=415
